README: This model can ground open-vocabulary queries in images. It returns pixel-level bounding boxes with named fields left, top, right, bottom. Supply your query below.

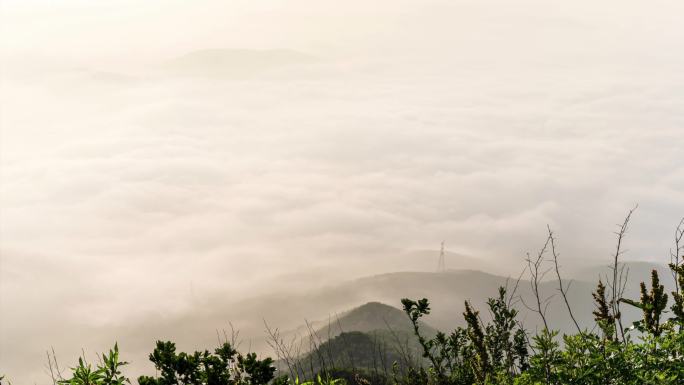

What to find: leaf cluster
left=58, top=343, right=129, bottom=385
left=138, top=341, right=276, bottom=385
left=401, top=287, right=528, bottom=385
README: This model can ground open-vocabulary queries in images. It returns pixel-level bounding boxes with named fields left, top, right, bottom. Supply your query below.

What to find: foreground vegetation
left=393, top=213, right=684, bottom=384
left=3, top=213, right=683, bottom=385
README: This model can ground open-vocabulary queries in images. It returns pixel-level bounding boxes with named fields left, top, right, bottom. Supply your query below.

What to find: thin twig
left=610, top=205, right=637, bottom=344
left=548, top=225, right=582, bottom=333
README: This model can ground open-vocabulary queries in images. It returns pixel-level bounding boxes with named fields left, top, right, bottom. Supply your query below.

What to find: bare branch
left=44, top=348, right=64, bottom=385
left=609, top=205, right=637, bottom=344
left=264, top=319, right=300, bottom=380
left=548, top=225, right=582, bottom=333
left=671, top=217, right=684, bottom=296
left=524, top=233, right=554, bottom=331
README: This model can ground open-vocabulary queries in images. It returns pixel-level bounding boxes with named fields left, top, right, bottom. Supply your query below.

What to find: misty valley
left=7, top=213, right=684, bottom=385
left=3, top=1, right=684, bottom=384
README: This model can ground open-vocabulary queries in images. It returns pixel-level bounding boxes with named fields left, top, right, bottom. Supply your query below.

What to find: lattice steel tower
left=437, top=241, right=446, bottom=272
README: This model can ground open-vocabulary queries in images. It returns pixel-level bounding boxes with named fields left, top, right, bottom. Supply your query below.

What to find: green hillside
left=314, top=301, right=437, bottom=339
left=275, top=302, right=438, bottom=381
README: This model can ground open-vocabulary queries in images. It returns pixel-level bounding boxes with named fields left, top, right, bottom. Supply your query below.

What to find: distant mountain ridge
left=277, top=261, right=676, bottom=380
left=93, top=261, right=674, bottom=382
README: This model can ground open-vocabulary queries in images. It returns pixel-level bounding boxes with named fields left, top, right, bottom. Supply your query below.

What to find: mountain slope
left=312, top=301, right=437, bottom=339
left=281, top=303, right=437, bottom=380
left=289, top=331, right=408, bottom=381
left=98, top=261, right=674, bottom=381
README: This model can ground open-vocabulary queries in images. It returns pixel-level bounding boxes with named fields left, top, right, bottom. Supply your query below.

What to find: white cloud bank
left=1, top=0, right=684, bottom=382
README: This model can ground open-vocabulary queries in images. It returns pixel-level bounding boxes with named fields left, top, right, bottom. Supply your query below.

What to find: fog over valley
left=1, top=1, right=684, bottom=383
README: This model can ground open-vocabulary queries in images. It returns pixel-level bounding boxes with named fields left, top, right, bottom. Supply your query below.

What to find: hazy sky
left=2, top=0, right=684, bottom=382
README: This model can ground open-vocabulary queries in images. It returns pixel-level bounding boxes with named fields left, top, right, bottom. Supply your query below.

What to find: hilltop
left=277, top=302, right=437, bottom=380
left=312, top=301, right=437, bottom=338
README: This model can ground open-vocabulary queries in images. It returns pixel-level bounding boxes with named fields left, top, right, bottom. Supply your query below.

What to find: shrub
left=59, top=343, right=129, bottom=385
left=138, top=341, right=276, bottom=385
left=398, top=216, right=684, bottom=385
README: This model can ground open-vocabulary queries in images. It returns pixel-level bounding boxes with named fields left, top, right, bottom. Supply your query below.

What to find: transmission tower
left=437, top=241, right=446, bottom=273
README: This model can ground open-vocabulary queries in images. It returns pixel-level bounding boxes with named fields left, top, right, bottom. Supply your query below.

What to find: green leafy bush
left=138, top=341, right=276, bottom=385
left=56, top=341, right=281, bottom=385
left=397, top=218, right=684, bottom=385
left=59, top=343, right=129, bottom=385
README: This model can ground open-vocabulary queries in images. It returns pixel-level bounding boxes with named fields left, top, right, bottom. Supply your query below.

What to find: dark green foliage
left=512, top=330, right=528, bottom=373
left=273, top=374, right=346, bottom=385
left=396, top=262, right=684, bottom=385
left=322, top=368, right=383, bottom=385
left=59, top=341, right=272, bottom=385
left=400, top=298, right=447, bottom=379
left=287, top=301, right=437, bottom=384
left=401, top=287, right=528, bottom=385
left=138, top=341, right=275, bottom=385
left=526, top=329, right=561, bottom=385
left=592, top=280, right=616, bottom=341
left=463, top=301, right=488, bottom=385
left=670, top=262, right=684, bottom=325
left=401, top=297, right=474, bottom=385
left=294, top=331, right=405, bottom=380
left=620, top=269, right=669, bottom=337
left=484, top=287, right=527, bottom=378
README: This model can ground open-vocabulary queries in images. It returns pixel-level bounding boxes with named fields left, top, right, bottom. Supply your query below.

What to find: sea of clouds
left=2, top=0, right=684, bottom=382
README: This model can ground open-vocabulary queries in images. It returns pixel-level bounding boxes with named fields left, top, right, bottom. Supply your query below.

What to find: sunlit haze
left=1, top=1, right=683, bottom=383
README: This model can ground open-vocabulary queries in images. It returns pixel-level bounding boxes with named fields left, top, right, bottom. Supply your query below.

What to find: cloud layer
left=2, top=0, right=684, bottom=382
